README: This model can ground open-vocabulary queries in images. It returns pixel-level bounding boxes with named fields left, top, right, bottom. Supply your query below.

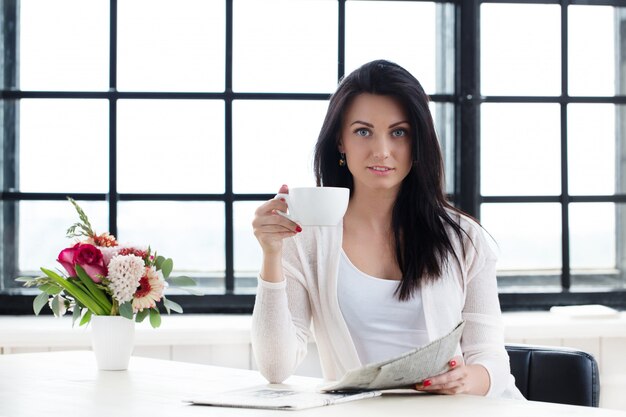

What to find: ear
left=337, top=138, right=344, bottom=153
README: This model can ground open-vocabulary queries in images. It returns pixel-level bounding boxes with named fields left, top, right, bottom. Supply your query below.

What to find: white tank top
left=337, top=250, right=429, bottom=365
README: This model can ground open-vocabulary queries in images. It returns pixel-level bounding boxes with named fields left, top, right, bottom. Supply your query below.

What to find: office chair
left=506, top=344, right=600, bottom=407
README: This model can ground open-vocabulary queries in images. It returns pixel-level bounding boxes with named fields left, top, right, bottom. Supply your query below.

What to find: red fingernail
left=423, top=379, right=431, bottom=387
left=295, top=226, right=302, bottom=233
left=449, top=360, right=457, bottom=367
left=280, top=198, right=286, bottom=202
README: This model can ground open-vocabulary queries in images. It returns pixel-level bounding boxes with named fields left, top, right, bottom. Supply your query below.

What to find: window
left=2, top=0, right=625, bottom=314
left=479, top=1, right=626, bottom=308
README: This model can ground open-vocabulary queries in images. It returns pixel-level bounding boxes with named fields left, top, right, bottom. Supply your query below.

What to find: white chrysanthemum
left=107, top=254, right=145, bottom=304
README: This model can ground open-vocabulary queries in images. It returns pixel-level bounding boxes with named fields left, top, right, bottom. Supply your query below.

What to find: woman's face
left=339, top=93, right=413, bottom=195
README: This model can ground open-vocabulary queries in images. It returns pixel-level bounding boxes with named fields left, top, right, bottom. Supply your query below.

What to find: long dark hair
left=314, top=59, right=468, bottom=301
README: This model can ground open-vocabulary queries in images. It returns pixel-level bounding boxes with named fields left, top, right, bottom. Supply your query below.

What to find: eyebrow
left=350, top=120, right=374, bottom=128
left=350, top=120, right=410, bottom=128
left=389, top=120, right=410, bottom=128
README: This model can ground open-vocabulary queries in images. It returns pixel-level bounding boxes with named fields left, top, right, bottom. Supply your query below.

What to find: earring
left=339, top=153, right=346, bottom=167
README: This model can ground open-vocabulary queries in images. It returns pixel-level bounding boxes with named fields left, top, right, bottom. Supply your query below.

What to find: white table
left=1, top=351, right=624, bottom=417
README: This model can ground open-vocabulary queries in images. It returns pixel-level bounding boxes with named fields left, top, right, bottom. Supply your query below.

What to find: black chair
left=506, top=344, right=600, bottom=407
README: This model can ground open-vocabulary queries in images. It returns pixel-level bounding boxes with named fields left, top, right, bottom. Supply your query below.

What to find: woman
left=251, top=60, right=523, bottom=399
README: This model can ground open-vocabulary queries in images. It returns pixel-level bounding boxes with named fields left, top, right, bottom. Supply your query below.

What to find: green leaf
left=135, top=309, right=149, bottom=323
left=166, top=275, right=196, bottom=287
left=51, top=295, right=62, bottom=317
left=177, top=286, right=204, bottom=296
left=166, top=276, right=202, bottom=295
left=79, top=310, right=92, bottom=326
left=155, top=256, right=166, bottom=270
left=33, top=292, right=49, bottom=316
left=119, top=302, right=134, bottom=320
left=72, top=307, right=81, bottom=327
left=149, top=308, right=161, bottom=328
left=38, top=283, right=62, bottom=295
left=15, top=276, right=36, bottom=283
left=41, top=267, right=106, bottom=316
left=163, top=297, right=183, bottom=314
left=159, top=258, right=173, bottom=278
left=74, top=265, right=113, bottom=314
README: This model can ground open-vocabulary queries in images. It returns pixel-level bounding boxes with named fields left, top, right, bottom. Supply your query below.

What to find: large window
left=1, top=0, right=625, bottom=314
left=479, top=1, right=626, bottom=308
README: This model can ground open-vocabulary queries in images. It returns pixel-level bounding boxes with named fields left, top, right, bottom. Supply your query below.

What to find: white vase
left=90, top=315, right=135, bottom=371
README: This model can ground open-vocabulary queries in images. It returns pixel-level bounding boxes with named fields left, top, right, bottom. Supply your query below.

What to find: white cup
left=276, top=187, right=349, bottom=226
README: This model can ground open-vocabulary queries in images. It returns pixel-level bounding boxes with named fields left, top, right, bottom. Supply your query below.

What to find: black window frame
left=2, top=0, right=626, bottom=315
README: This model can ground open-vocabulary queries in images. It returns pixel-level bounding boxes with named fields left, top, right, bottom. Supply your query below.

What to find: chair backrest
left=506, top=344, right=600, bottom=407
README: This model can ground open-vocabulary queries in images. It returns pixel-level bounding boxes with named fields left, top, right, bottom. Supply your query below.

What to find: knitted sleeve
left=250, top=237, right=313, bottom=383
left=459, top=218, right=515, bottom=397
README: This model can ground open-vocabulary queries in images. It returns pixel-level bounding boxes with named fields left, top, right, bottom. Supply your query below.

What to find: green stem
left=75, top=265, right=113, bottom=314
left=111, top=300, right=119, bottom=316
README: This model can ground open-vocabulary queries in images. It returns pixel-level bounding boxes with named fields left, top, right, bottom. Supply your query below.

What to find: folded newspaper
left=320, top=320, right=465, bottom=392
left=187, top=385, right=381, bottom=410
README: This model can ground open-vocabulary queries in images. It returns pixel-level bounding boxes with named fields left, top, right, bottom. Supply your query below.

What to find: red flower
left=117, top=247, right=148, bottom=260
left=57, top=244, right=79, bottom=277
left=57, top=243, right=107, bottom=283
left=92, top=232, right=118, bottom=247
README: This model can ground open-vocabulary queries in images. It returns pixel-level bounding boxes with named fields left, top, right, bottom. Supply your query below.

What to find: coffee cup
left=276, top=187, right=349, bottom=226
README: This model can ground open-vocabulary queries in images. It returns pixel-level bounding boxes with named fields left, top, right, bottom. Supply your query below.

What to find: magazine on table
left=187, top=385, right=381, bottom=410
left=188, top=321, right=464, bottom=410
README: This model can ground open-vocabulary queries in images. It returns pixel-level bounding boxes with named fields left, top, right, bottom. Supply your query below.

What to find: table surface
left=1, top=351, right=625, bottom=417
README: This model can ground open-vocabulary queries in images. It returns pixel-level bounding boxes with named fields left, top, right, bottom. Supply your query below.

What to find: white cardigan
left=251, top=215, right=524, bottom=399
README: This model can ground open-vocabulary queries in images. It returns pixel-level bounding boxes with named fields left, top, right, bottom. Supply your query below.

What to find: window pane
left=19, top=0, right=109, bottom=91
left=117, top=100, right=224, bottom=194
left=570, top=203, right=623, bottom=291
left=481, top=203, right=562, bottom=273
left=568, top=104, right=616, bottom=195
left=481, top=104, right=560, bottom=196
left=569, top=6, right=618, bottom=96
left=18, top=200, right=109, bottom=274
left=117, top=0, right=225, bottom=92
left=346, top=2, right=455, bottom=94
left=234, top=201, right=263, bottom=293
left=117, top=202, right=225, bottom=289
left=481, top=4, right=560, bottom=96
left=19, top=99, right=109, bottom=193
left=430, top=102, right=455, bottom=195
left=232, top=100, right=328, bottom=193
left=233, top=0, right=337, bottom=93
left=570, top=203, right=615, bottom=271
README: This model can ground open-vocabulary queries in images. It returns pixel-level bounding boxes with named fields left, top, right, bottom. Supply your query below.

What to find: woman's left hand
left=414, top=356, right=490, bottom=396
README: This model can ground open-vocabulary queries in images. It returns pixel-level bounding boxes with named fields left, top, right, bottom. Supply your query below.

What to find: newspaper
left=321, top=321, right=465, bottom=392
left=188, top=321, right=464, bottom=410
left=187, top=385, right=381, bottom=410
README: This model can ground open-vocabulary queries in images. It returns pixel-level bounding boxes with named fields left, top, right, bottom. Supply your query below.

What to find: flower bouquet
left=16, top=198, right=196, bottom=328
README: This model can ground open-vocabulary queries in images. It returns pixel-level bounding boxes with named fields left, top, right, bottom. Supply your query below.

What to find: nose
left=372, top=135, right=391, bottom=161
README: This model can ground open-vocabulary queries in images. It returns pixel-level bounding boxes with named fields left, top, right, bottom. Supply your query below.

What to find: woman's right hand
left=252, top=184, right=302, bottom=256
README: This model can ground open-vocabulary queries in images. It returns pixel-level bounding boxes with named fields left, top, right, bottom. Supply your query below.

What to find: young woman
left=251, top=60, right=523, bottom=399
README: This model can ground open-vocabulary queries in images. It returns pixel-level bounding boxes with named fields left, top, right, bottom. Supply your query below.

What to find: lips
left=367, top=165, right=395, bottom=176
left=368, top=166, right=394, bottom=172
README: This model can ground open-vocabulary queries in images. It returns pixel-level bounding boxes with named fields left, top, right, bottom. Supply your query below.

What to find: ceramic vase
left=90, top=315, right=135, bottom=370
